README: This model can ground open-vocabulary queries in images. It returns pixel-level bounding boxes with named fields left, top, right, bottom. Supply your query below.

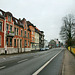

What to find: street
left=0, top=48, right=65, bottom=75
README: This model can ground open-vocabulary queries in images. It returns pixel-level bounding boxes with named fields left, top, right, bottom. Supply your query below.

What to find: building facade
left=39, top=31, right=44, bottom=49
left=0, top=9, right=44, bottom=54
left=0, top=9, right=31, bottom=54
left=27, top=21, right=35, bottom=50
left=35, top=27, right=39, bottom=50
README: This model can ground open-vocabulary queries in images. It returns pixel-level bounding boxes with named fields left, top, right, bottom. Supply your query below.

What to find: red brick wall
left=0, top=18, right=4, bottom=48
left=0, top=32, right=4, bottom=48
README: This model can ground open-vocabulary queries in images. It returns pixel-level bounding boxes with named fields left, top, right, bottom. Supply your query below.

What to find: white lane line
left=32, top=50, right=63, bottom=75
left=17, top=59, right=28, bottom=63
left=0, top=66, right=6, bottom=70
left=10, top=56, right=17, bottom=58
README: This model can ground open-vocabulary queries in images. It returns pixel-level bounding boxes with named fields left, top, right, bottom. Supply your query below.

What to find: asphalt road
left=0, top=48, right=65, bottom=75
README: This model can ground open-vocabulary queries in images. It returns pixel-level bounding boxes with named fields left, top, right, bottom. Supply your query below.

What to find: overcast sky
left=0, top=0, right=75, bottom=42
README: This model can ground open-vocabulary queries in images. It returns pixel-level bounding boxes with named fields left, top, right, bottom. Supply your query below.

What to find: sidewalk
left=62, top=49, right=75, bottom=75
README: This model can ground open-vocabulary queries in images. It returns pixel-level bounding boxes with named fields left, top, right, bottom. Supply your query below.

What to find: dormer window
left=20, top=22, right=23, bottom=25
left=0, top=11, right=3, bottom=15
left=15, top=20, right=18, bottom=23
left=8, top=15, right=11, bottom=22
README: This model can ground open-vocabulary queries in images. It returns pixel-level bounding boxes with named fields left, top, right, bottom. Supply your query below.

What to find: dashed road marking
left=32, top=50, right=63, bottom=75
left=34, top=56, right=38, bottom=58
left=3, top=58, right=6, bottom=60
left=0, top=66, right=6, bottom=70
left=17, top=59, right=28, bottom=63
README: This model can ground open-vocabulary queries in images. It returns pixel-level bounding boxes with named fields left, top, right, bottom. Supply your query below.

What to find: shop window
left=10, top=38, right=12, bottom=46
left=28, top=41, right=29, bottom=46
left=6, top=38, right=8, bottom=46
left=20, top=39, right=22, bottom=48
left=14, top=39, right=16, bottom=46
left=25, top=40, right=27, bottom=46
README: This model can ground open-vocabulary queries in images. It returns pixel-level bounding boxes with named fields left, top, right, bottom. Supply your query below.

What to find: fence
left=68, top=46, right=75, bottom=55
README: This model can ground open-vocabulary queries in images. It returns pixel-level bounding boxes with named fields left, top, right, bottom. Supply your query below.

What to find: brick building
left=0, top=9, right=31, bottom=54
left=0, top=9, right=44, bottom=54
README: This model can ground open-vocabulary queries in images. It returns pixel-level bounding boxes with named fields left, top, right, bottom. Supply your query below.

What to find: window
left=10, top=25, right=12, bottom=31
left=14, top=39, right=16, bottom=46
left=28, top=32, right=29, bottom=39
left=10, top=38, right=12, bottom=46
left=28, top=41, right=29, bottom=46
left=21, top=30, right=22, bottom=37
left=0, top=22, right=2, bottom=31
left=0, top=35, right=1, bottom=46
left=14, top=27, right=16, bottom=35
left=25, top=25, right=26, bottom=29
left=6, top=38, right=8, bottom=46
left=25, top=31, right=26, bottom=37
left=8, top=15, right=11, bottom=22
left=25, top=40, right=27, bottom=46
left=32, top=44, right=34, bottom=48
left=0, top=11, right=3, bottom=15
left=17, top=28, right=18, bottom=35
left=20, top=39, right=22, bottom=47
left=32, top=37, right=34, bottom=41
left=32, top=31, right=33, bottom=35
left=6, top=24, right=9, bottom=31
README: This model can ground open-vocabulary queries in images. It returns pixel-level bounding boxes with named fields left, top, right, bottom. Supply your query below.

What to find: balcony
left=6, top=31, right=15, bottom=37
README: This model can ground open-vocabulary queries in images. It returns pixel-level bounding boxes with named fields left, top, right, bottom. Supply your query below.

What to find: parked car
left=40, top=48, right=46, bottom=51
left=45, top=47, right=49, bottom=50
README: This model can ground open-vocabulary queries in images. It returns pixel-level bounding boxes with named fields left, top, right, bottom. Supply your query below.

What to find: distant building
left=39, top=31, right=44, bottom=48
left=44, top=40, right=48, bottom=48
left=49, top=40, right=56, bottom=48
left=55, top=39, right=59, bottom=47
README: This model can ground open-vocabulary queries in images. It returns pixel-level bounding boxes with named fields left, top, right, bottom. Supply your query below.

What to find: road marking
left=17, top=59, right=28, bottom=63
left=0, top=66, right=6, bottom=70
left=32, top=50, right=63, bottom=75
left=3, top=58, right=6, bottom=60
left=34, top=56, right=38, bottom=58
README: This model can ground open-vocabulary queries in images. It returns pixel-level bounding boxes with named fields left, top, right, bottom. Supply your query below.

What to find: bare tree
left=60, top=14, right=75, bottom=46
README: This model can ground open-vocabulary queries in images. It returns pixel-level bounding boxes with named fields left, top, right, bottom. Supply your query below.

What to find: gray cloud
left=0, top=0, right=75, bottom=41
